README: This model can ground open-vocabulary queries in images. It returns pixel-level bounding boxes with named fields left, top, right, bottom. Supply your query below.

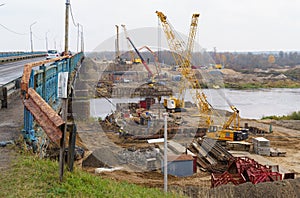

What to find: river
left=90, top=88, right=300, bottom=120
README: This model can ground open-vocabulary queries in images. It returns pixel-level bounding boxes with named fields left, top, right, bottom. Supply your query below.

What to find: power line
left=0, top=23, right=27, bottom=35
left=69, top=3, right=78, bottom=27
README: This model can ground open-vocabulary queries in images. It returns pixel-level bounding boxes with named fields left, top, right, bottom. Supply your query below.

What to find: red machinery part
left=211, top=157, right=282, bottom=188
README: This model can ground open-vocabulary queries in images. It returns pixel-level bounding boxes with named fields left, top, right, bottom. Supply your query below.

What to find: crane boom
left=121, top=24, right=135, bottom=63
left=139, top=46, right=161, bottom=77
left=156, top=11, right=211, bottom=123
left=186, top=14, right=200, bottom=65
left=157, top=11, right=248, bottom=141
left=223, top=105, right=240, bottom=130
left=126, top=37, right=153, bottom=78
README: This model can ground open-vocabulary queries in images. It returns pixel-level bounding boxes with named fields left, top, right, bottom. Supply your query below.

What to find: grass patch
left=0, top=154, right=182, bottom=198
left=262, top=111, right=300, bottom=120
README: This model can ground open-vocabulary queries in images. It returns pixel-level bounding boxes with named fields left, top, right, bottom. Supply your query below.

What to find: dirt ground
left=1, top=88, right=300, bottom=197
left=1, top=57, right=299, bottom=197
left=76, top=59, right=300, bottom=196
left=0, top=94, right=23, bottom=170
left=241, top=119, right=300, bottom=174
left=76, top=116, right=300, bottom=197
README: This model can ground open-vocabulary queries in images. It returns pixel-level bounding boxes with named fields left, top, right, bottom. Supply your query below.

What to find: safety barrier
left=0, top=79, right=21, bottom=108
left=0, top=51, right=45, bottom=58
left=0, top=51, right=46, bottom=63
left=21, top=52, right=84, bottom=146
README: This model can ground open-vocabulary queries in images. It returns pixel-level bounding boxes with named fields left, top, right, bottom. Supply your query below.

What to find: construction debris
left=211, top=156, right=282, bottom=188
left=188, top=138, right=234, bottom=173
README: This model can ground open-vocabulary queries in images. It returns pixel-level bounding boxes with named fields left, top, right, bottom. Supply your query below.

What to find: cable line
left=69, top=3, right=78, bottom=27
left=0, top=23, right=27, bottom=35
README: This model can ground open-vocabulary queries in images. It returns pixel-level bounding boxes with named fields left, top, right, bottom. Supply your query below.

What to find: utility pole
left=77, top=23, right=79, bottom=52
left=30, top=21, right=37, bottom=52
left=115, top=25, right=120, bottom=60
left=59, top=0, right=70, bottom=182
left=64, top=0, right=70, bottom=55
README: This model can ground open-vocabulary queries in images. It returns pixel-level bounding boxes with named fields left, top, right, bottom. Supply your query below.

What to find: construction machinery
left=213, top=47, right=224, bottom=69
left=126, top=36, right=153, bottom=78
left=138, top=46, right=162, bottom=78
left=156, top=11, right=211, bottom=124
left=121, top=24, right=141, bottom=64
left=206, top=105, right=248, bottom=141
left=156, top=11, right=248, bottom=141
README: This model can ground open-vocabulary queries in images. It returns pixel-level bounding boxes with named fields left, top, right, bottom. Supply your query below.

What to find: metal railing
left=21, top=52, right=84, bottom=146
left=0, top=51, right=46, bottom=58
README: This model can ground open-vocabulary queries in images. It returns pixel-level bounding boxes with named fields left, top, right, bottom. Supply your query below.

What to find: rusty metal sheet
left=21, top=56, right=69, bottom=97
left=23, top=88, right=64, bottom=142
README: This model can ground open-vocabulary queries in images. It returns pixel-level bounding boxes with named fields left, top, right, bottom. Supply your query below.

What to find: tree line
left=90, top=50, right=300, bottom=72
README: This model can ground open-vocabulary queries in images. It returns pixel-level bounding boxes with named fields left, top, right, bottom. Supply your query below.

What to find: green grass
left=262, top=111, right=300, bottom=120
left=0, top=154, right=182, bottom=198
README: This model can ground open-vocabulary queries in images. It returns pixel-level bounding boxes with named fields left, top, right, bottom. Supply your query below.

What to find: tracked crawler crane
left=156, top=11, right=212, bottom=126
left=156, top=11, right=248, bottom=141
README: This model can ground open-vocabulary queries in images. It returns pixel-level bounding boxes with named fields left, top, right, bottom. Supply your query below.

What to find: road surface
left=0, top=57, right=45, bottom=86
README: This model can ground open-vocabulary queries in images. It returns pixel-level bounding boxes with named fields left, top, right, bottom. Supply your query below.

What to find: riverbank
left=221, top=68, right=300, bottom=89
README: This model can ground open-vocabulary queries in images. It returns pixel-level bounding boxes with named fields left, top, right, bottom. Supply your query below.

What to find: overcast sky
left=1, top=0, right=299, bottom=52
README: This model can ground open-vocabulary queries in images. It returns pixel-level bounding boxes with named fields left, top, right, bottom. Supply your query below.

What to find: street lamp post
left=76, top=23, right=84, bottom=52
left=45, top=30, right=50, bottom=51
left=30, top=21, right=37, bottom=52
left=77, top=23, right=80, bottom=52
left=79, top=24, right=84, bottom=52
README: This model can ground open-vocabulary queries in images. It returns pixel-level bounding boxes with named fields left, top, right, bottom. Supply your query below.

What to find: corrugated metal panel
left=23, top=88, right=63, bottom=142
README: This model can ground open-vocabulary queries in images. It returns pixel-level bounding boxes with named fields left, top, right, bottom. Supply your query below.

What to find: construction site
left=62, top=11, right=300, bottom=197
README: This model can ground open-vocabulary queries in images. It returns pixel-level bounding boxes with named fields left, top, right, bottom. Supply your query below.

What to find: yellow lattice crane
left=157, top=11, right=248, bottom=141
left=156, top=11, right=212, bottom=126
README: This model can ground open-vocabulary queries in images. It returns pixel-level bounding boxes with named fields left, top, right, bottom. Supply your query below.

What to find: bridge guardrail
left=0, top=79, right=21, bottom=108
left=0, top=51, right=45, bottom=58
left=0, top=51, right=46, bottom=63
left=21, top=52, right=84, bottom=146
